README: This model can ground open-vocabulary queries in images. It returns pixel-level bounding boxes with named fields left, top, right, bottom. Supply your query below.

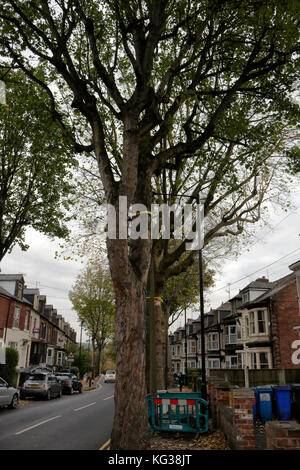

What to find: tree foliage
left=0, top=71, right=77, bottom=261
left=69, top=264, right=115, bottom=374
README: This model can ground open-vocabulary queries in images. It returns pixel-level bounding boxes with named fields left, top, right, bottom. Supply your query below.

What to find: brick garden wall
left=265, top=421, right=300, bottom=450
left=208, top=381, right=255, bottom=450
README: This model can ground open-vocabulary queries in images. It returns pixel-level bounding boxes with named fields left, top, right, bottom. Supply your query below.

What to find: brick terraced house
left=169, top=260, right=300, bottom=373
left=0, top=274, right=77, bottom=373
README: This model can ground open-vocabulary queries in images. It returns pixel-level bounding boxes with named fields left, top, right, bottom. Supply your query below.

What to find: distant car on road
left=21, top=373, right=62, bottom=400
left=104, top=370, right=116, bottom=383
left=0, top=376, right=19, bottom=409
left=55, top=373, right=82, bottom=395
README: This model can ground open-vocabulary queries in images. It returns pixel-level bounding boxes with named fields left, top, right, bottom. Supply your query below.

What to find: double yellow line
left=99, top=438, right=111, bottom=450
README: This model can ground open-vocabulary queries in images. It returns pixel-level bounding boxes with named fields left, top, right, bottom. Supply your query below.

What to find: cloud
left=0, top=228, right=87, bottom=341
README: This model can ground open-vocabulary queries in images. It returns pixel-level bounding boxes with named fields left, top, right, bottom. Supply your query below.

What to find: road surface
left=0, top=379, right=114, bottom=450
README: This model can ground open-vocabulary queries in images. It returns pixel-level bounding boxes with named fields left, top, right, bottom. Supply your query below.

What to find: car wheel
left=46, top=390, right=51, bottom=400
left=79, top=386, right=82, bottom=394
left=58, top=389, right=62, bottom=398
left=9, top=394, right=19, bottom=409
left=69, top=387, right=73, bottom=395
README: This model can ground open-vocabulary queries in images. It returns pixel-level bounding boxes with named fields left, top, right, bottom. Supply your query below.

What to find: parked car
left=55, top=373, right=82, bottom=395
left=21, top=373, right=62, bottom=400
left=104, top=370, right=116, bottom=383
left=0, top=376, right=19, bottom=409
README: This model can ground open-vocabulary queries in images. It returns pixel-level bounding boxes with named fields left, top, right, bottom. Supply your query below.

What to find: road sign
left=67, top=352, right=74, bottom=362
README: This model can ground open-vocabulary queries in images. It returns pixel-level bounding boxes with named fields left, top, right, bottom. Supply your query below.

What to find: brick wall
left=231, top=389, right=255, bottom=450
left=0, top=296, right=12, bottom=340
left=209, top=381, right=255, bottom=450
left=271, top=281, right=300, bottom=369
left=265, top=421, right=300, bottom=449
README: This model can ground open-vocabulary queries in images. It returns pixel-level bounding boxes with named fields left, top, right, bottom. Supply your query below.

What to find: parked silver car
left=0, top=376, right=19, bottom=409
left=21, top=373, right=62, bottom=400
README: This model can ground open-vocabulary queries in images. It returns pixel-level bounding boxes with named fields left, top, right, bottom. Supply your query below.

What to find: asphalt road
left=0, top=378, right=114, bottom=450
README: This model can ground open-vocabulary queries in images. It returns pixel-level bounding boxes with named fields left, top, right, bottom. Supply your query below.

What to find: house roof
left=249, top=272, right=295, bottom=303
left=0, top=285, right=14, bottom=299
left=229, top=292, right=243, bottom=302
left=289, top=260, right=300, bottom=272
left=0, top=285, right=32, bottom=306
left=239, top=272, right=296, bottom=308
left=239, top=277, right=274, bottom=293
left=24, top=288, right=40, bottom=295
left=0, top=273, right=24, bottom=281
left=217, top=301, right=232, bottom=311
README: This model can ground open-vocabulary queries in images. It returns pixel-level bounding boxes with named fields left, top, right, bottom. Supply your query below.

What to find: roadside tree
left=1, top=1, right=299, bottom=449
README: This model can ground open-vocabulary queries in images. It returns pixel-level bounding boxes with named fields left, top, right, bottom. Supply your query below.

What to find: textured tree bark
left=146, top=258, right=157, bottom=395
left=109, top=247, right=150, bottom=449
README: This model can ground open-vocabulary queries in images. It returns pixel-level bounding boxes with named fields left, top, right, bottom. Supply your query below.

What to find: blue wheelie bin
left=273, top=386, right=291, bottom=421
left=255, top=387, right=273, bottom=424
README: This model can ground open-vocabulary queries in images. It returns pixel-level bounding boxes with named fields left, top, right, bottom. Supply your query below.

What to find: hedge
left=0, top=348, right=19, bottom=386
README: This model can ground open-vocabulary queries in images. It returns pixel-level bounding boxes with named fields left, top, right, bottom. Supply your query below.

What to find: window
left=245, top=316, right=249, bottom=338
left=24, top=310, right=30, bottom=330
left=8, top=341, right=18, bottom=351
left=242, top=291, right=250, bottom=303
left=237, top=352, right=244, bottom=369
left=188, top=340, right=196, bottom=354
left=250, top=312, right=255, bottom=334
left=208, top=333, right=219, bottom=351
left=16, top=281, right=23, bottom=299
left=13, top=307, right=21, bottom=328
left=250, top=353, right=257, bottom=369
left=257, top=310, right=266, bottom=333
left=259, top=352, right=269, bottom=369
left=225, top=326, right=237, bottom=344
left=208, top=359, right=220, bottom=369
left=236, top=319, right=242, bottom=341
left=57, top=351, right=63, bottom=366
left=225, top=356, right=238, bottom=369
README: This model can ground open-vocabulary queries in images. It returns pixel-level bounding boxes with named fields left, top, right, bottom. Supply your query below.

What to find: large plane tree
left=0, top=0, right=299, bottom=449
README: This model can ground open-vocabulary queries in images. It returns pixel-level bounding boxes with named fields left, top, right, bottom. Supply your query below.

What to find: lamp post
left=184, top=307, right=188, bottom=380
left=197, top=193, right=207, bottom=400
left=79, top=320, right=83, bottom=378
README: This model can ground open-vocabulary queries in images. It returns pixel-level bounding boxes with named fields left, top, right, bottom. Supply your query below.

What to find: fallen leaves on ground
left=150, top=430, right=230, bottom=450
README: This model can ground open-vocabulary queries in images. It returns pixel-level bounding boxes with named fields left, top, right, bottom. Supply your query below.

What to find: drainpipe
left=268, top=297, right=275, bottom=368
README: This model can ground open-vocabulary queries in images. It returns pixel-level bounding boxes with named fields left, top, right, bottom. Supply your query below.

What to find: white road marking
left=74, top=402, right=96, bottom=411
left=103, top=395, right=114, bottom=401
left=15, top=416, right=62, bottom=435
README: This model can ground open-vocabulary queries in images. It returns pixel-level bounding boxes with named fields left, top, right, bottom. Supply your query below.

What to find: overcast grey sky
left=0, top=181, right=299, bottom=339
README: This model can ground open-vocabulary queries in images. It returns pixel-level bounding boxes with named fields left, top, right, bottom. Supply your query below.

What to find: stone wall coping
left=266, top=420, right=300, bottom=431
left=231, top=388, right=254, bottom=399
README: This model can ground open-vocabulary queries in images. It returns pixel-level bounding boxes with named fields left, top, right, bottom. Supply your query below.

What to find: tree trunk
left=108, top=234, right=151, bottom=450
left=146, top=258, right=157, bottom=395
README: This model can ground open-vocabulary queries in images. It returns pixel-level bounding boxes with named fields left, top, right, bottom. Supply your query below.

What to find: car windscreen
left=56, top=375, right=70, bottom=380
left=106, top=371, right=115, bottom=375
left=28, top=374, right=46, bottom=381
